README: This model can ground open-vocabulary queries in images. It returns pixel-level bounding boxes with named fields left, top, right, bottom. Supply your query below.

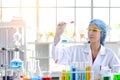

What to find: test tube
left=70, top=62, right=76, bottom=80
left=86, top=66, right=91, bottom=80
left=80, top=62, right=86, bottom=80
left=66, top=71, right=70, bottom=80
left=61, top=70, right=66, bottom=80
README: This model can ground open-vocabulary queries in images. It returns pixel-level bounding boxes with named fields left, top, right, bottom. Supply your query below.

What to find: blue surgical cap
left=89, top=19, right=107, bottom=46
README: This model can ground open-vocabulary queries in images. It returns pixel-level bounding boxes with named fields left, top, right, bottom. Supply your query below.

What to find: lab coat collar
left=99, top=45, right=106, bottom=55
left=84, top=43, right=106, bottom=56
left=83, top=44, right=91, bottom=54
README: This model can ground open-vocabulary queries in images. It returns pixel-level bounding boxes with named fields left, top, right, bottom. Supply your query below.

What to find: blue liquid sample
left=62, top=40, right=68, bottom=42
left=82, top=72, right=86, bottom=80
left=77, top=70, right=80, bottom=80
left=30, top=77, right=41, bottom=80
left=11, top=61, right=22, bottom=69
left=71, top=66, right=76, bottom=80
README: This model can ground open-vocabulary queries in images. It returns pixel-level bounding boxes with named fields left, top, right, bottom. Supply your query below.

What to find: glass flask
left=30, top=60, right=41, bottom=80
left=112, top=65, right=120, bottom=80
left=100, top=66, right=112, bottom=80
left=10, top=48, right=22, bottom=69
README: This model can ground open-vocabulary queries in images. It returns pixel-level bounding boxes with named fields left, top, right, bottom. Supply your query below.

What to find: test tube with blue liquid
left=70, top=62, right=77, bottom=80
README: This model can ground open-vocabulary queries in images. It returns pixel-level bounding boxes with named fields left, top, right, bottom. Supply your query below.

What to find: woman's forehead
left=89, top=24, right=98, bottom=28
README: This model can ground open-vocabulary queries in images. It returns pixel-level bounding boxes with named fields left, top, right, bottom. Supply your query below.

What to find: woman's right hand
left=55, top=22, right=66, bottom=37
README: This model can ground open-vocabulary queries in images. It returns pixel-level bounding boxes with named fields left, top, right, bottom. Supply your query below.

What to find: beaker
left=30, top=60, right=42, bottom=80
left=112, top=65, right=120, bottom=80
left=42, top=71, right=52, bottom=80
left=100, top=66, right=112, bottom=80
left=112, top=65, right=120, bottom=73
left=51, top=71, right=61, bottom=80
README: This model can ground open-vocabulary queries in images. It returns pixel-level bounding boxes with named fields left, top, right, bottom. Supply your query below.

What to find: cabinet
left=35, top=42, right=53, bottom=71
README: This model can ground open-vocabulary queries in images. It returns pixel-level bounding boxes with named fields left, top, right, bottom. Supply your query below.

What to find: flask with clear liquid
left=10, top=48, right=22, bottom=69
left=30, top=60, right=42, bottom=80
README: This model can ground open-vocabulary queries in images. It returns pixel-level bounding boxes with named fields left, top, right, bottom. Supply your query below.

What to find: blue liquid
left=71, top=66, right=76, bottom=80
left=77, top=70, right=80, bottom=80
left=62, top=40, right=68, bottom=42
left=82, top=72, right=86, bottom=80
left=11, top=61, right=22, bottom=69
left=30, top=77, right=41, bottom=80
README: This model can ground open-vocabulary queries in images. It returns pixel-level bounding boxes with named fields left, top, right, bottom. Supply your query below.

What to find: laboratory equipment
left=22, top=60, right=30, bottom=80
left=61, top=70, right=66, bottom=80
left=66, top=21, right=74, bottom=25
left=100, top=66, right=112, bottom=80
left=10, top=48, right=22, bottom=69
left=42, top=71, right=52, bottom=80
left=60, top=62, right=94, bottom=80
left=61, top=21, right=74, bottom=43
left=3, top=76, right=13, bottom=80
left=70, top=66, right=76, bottom=80
left=30, top=60, right=41, bottom=80
left=10, top=48, right=23, bottom=80
left=10, top=27, right=23, bottom=80
left=2, top=67, right=13, bottom=80
left=112, top=65, right=120, bottom=80
left=11, top=26, right=23, bottom=69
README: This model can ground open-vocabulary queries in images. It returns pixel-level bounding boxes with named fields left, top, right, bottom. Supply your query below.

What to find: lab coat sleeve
left=108, top=49, right=120, bottom=73
left=52, top=42, right=74, bottom=65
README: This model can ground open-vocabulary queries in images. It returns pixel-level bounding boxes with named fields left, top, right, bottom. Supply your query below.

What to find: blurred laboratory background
left=0, top=0, right=120, bottom=80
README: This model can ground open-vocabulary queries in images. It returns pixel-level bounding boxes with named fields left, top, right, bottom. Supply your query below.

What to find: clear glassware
left=100, top=66, right=112, bottom=80
left=112, top=65, right=120, bottom=80
left=10, top=48, right=22, bottom=69
left=30, top=60, right=42, bottom=80
left=10, top=48, right=23, bottom=80
left=21, top=60, right=30, bottom=80
left=13, top=28, right=21, bottom=48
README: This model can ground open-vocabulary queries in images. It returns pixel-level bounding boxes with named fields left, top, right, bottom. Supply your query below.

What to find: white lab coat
left=53, top=43, right=120, bottom=80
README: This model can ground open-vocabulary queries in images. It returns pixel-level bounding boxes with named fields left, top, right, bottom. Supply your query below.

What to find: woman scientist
left=53, top=19, right=120, bottom=80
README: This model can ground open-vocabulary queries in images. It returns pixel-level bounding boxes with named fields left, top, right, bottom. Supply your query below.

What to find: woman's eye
left=93, top=30, right=97, bottom=32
